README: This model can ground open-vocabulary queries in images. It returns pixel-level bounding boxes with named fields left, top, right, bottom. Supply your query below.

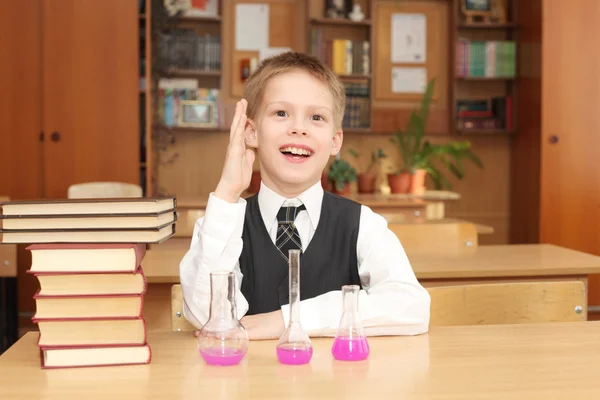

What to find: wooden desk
left=2, top=322, right=600, bottom=398
left=173, top=192, right=460, bottom=237
left=139, top=244, right=600, bottom=331
left=142, top=244, right=600, bottom=285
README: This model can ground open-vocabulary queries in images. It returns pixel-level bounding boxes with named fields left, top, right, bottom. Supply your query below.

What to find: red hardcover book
left=39, top=342, right=152, bottom=369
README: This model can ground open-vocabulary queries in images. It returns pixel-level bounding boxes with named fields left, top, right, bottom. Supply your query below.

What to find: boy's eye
left=275, top=110, right=287, bottom=117
left=312, top=115, right=324, bottom=121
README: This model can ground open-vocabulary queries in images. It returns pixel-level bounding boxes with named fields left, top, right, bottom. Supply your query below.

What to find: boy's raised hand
left=215, top=99, right=256, bottom=203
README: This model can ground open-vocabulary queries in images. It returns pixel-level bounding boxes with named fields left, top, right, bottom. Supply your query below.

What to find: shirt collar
left=257, top=180, right=323, bottom=230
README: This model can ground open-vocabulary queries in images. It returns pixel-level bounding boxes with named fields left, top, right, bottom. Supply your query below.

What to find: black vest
left=239, top=191, right=362, bottom=315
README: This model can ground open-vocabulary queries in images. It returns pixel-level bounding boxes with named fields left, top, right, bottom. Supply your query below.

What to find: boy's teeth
left=281, top=147, right=312, bottom=156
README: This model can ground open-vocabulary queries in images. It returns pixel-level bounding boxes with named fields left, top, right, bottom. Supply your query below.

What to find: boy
left=179, top=52, right=430, bottom=339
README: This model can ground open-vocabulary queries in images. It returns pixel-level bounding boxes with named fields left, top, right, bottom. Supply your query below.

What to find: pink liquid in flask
left=332, top=336, right=370, bottom=361
left=200, top=347, right=246, bottom=366
left=276, top=346, right=313, bottom=365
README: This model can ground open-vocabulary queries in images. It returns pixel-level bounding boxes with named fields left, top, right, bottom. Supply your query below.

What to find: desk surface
left=142, top=243, right=600, bottom=284
left=176, top=192, right=457, bottom=210
left=1, top=322, right=599, bottom=399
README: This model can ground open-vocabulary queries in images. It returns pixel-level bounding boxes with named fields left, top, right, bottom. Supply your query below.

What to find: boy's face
left=246, top=69, right=343, bottom=194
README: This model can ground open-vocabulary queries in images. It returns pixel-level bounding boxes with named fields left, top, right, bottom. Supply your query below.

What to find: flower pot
left=247, top=171, right=261, bottom=194
left=410, top=169, right=427, bottom=195
left=331, top=182, right=352, bottom=195
left=357, top=172, right=377, bottom=194
left=387, top=172, right=412, bottom=194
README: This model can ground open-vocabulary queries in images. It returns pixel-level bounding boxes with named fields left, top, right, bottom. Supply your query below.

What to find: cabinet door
left=541, top=1, right=600, bottom=302
left=42, top=0, right=139, bottom=199
left=0, top=1, right=43, bottom=200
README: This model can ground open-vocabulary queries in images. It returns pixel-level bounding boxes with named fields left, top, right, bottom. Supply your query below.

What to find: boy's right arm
left=179, top=194, right=249, bottom=328
left=179, top=99, right=255, bottom=328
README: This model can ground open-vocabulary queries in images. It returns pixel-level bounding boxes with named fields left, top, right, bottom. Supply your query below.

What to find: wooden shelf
left=456, top=76, right=516, bottom=81
left=310, top=17, right=371, bottom=27
left=169, top=126, right=228, bottom=133
left=166, top=68, right=221, bottom=77
left=457, top=129, right=515, bottom=136
left=338, top=74, right=371, bottom=80
left=343, top=127, right=372, bottom=133
left=179, top=15, right=222, bottom=23
left=458, top=23, right=516, bottom=29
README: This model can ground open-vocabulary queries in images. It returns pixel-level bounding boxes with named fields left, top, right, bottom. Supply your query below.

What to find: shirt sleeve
left=179, top=192, right=250, bottom=329
left=280, top=205, right=431, bottom=337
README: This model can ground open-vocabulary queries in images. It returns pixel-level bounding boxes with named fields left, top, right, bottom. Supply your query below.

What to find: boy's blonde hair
left=243, top=52, right=346, bottom=129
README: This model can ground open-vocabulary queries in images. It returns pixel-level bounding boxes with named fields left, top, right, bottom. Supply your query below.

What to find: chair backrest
left=171, top=281, right=586, bottom=331
left=388, top=222, right=478, bottom=255
left=67, top=182, right=142, bottom=198
left=428, top=281, right=587, bottom=327
left=171, top=284, right=197, bottom=332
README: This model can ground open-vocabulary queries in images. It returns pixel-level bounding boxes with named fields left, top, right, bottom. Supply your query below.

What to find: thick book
left=30, top=267, right=147, bottom=296
left=0, top=209, right=177, bottom=230
left=40, top=343, right=151, bottom=369
left=0, top=197, right=176, bottom=216
left=35, top=317, right=147, bottom=347
left=0, top=222, right=175, bottom=243
left=33, top=291, right=144, bottom=320
left=27, top=243, right=146, bottom=273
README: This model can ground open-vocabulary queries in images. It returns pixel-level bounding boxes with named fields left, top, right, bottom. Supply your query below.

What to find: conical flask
left=331, top=285, right=370, bottom=361
left=276, top=249, right=313, bottom=365
left=197, top=271, right=249, bottom=366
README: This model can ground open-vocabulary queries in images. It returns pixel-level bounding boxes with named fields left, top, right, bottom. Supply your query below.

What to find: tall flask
left=276, top=249, right=313, bottom=365
left=331, top=285, right=370, bottom=361
left=197, top=271, right=249, bottom=366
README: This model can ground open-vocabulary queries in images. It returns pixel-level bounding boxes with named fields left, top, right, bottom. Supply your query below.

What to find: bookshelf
left=308, top=0, right=374, bottom=132
left=451, top=0, right=518, bottom=136
left=141, top=0, right=224, bottom=196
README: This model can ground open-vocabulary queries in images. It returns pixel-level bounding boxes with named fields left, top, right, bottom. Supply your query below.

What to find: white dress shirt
left=179, top=181, right=431, bottom=337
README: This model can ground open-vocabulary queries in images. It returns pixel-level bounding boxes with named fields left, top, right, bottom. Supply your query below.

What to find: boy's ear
left=330, top=129, right=343, bottom=156
left=244, top=118, right=258, bottom=148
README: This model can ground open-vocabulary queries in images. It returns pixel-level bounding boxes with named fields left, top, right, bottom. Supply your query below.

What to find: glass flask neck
left=288, top=250, right=301, bottom=324
left=209, top=272, right=236, bottom=321
left=342, top=285, right=360, bottom=314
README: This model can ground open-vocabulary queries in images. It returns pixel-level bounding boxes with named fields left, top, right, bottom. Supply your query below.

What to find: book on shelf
left=310, top=29, right=370, bottom=76
left=456, top=39, right=516, bottom=78
left=158, top=30, right=221, bottom=72
left=456, top=96, right=513, bottom=132
left=157, top=79, right=219, bottom=128
left=343, top=82, right=370, bottom=129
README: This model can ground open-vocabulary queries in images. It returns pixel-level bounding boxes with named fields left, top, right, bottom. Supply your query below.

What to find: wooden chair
left=171, top=284, right=196, bottom=332
left=171, top=281, right=586, bottom=332
left=428, top=281, right=587, bottom=326
left=67, top=181, right=142, bottom=198
left=388, top=221, right=478, bottom=255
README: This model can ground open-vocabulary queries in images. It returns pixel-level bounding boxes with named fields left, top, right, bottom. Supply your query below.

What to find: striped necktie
left=275, top=204, right=306, bottom=262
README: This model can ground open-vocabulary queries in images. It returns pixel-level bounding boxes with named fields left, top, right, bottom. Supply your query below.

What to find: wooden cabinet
left=512, top=0, right=600, bottom=304
left=0, top=0, right=140, bottom=201
left=0, top=0, right=141, bottom=333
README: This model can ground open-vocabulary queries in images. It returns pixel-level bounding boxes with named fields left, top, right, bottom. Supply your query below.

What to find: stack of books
left=0, top=197, right=176, bottom=369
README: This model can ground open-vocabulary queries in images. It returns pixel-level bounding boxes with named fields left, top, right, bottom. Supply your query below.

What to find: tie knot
left=277, top=204, right=306, bottom=225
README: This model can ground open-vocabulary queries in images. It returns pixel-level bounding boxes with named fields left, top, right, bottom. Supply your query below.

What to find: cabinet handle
left=51, top=131, right=61, bottom=142
left=549, top=135, right=559, bottom=144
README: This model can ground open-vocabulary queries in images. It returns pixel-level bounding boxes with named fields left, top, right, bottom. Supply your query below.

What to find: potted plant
left=389, top=78, right=483, bottom=194
left=348, top=148, right=387, bottom=193
left=327, top=158, right=357, bottom=195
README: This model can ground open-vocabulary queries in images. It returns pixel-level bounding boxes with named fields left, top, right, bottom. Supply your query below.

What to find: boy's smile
left=247, top=69, right=343, bottom=197
left=279, top=143, right=314, bottom=163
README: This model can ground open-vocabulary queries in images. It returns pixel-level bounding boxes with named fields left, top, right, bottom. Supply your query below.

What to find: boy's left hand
left=241, top=310, right=285, bottom=340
